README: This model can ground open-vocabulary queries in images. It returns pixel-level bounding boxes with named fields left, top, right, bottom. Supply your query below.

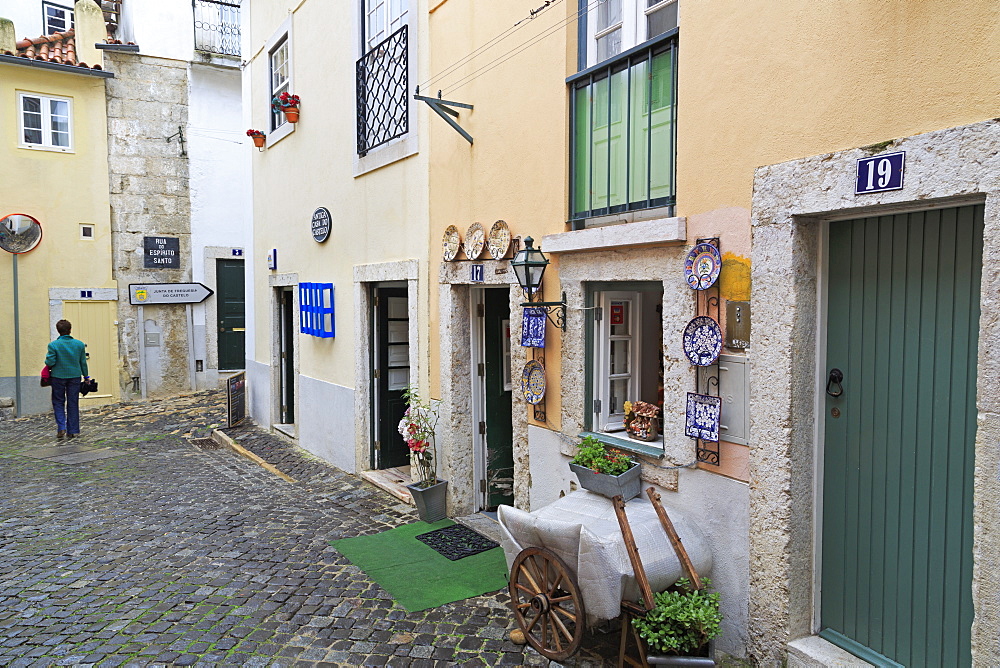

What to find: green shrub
left=570, top=436, right=634, bottom=476
left=631, top=578, right=722, bottom=655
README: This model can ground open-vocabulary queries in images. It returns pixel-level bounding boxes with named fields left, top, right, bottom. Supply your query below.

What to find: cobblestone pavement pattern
left=0, top=391, right=617, bottom=667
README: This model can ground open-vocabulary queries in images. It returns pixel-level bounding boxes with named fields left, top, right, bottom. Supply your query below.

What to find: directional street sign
left=129, top=282, right=214, bottom=305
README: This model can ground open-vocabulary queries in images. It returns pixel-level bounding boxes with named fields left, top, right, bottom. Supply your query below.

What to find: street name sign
left=129, top=282, right=214, bottom=305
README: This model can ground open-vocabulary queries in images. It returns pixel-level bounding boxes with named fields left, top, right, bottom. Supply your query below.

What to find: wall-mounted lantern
left=511, top=236, right=566, bottom=330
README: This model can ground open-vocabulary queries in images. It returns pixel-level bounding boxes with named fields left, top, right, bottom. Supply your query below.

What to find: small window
left=19, top=93, right=73, bottom=152
left=80, top=224, right=95, bottom=239
left=586, top=0, right=677, bottom=68
left=269, top=37, right=290, bottom=131
left=42, top=2, right=74, bottom=34
left=590, top=286, right=663, bottom=441
left=364, top=0, right=408, bottom=52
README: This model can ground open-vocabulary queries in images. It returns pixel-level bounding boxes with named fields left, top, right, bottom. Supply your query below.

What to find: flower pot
left=251, top=135, right=265, bottom=148
left=407, top=479, right=448, bottom=522
left=283, top=107, right=300, bottom=123
left=569, top=462, right=641, bottom=501
left=647, top=639, right=716, bottom=665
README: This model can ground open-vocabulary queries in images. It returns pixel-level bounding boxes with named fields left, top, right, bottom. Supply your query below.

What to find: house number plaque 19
left=855, top=151, right=905, bottom=195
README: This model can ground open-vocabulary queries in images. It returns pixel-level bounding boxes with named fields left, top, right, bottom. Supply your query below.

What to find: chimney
left=0, top=17, right=15, bottom=55
left=73, top=0, right=104, bottom=67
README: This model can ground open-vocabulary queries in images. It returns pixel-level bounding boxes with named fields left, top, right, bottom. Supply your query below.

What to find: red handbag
left=40, top=365, right=51, bottom=387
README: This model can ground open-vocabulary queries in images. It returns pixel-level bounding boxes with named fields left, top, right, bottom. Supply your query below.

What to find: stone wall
left=106, top=52, right=192, bottom=398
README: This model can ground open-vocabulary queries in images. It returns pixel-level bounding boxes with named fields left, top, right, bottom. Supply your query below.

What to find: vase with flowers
left=398, top=386, right=448, bottom=521
left=569, top=435, right=642, bottom=500
left=271, top=92, right=301, bottom=123
left=246, top=129, right=265, bottom=148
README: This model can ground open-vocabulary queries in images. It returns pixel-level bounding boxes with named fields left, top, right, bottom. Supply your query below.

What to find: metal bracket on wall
left=520, top=291, right=567, bottom=330
left=414, top=87, right=473, bottom=145
left=166, top=125, right=187, bottom=157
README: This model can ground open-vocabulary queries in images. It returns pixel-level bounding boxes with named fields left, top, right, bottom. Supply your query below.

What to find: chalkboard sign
left=226, top=371, right=246, bottom=428
left=144, top=236, right=180, bottom=268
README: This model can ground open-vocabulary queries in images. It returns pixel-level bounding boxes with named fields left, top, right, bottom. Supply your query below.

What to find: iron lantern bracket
left=520, top=292, right=567, bottom=330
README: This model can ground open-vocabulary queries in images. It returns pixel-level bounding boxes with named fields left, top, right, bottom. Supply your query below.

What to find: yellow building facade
left=0, top=7, right=119, bottom=415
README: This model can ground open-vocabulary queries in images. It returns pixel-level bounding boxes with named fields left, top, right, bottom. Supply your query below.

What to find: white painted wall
left=298, top=375, right=357, bottom=472
left=0, top=0, right=47, bottom=39
left=129, top=0, right=193, bottom=61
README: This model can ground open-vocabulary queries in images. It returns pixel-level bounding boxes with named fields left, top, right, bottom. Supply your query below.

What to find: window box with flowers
left=398, top=386, right=448, bottom=522
left=569, top=435, right=642, bottom=500
left=271, top=92, right=301, bottom=123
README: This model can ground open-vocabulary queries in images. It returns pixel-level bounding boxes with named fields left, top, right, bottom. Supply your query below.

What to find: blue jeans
left=51, top=377, right=81, bottom=434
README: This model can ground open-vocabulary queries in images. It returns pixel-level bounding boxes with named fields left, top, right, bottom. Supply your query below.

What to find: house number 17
left=855, top=151, right=905, bottom=195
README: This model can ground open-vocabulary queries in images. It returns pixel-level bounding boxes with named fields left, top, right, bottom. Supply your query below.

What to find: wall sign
left=855, top=151, right=905, bottom=195
left=226, top=371, right=246, bottom=428
left=143, top=236, right=180, bottom=268
left=311, top=207, right=332, bottom=243
left=267, top=249, right=277, bottom=271
left=725, top=301, right=750, bottom=349
left=470, top=263, right=484, bottom=282
left=129, top=282, right=214, bottom=305
left=232, top=248, right=243, bottom=256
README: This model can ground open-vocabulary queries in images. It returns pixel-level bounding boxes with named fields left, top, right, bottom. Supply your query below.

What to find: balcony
left=193, top=0, right=241, bottom=58
left=356, top=25, right=408, bottom=157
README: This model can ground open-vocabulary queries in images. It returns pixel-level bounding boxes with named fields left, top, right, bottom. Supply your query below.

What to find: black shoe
left=66, top=433, right=76, bottom=439
left=57, top=430, right=65, bottom=439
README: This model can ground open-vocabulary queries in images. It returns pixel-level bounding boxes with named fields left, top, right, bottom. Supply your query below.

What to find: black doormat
left=415, top=524, right=500, bottom=561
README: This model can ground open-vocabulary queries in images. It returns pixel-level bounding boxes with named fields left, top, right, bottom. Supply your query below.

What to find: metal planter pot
left=569, top=462, right=641, bottom=501
left=407, top=479, right=448, bottom=522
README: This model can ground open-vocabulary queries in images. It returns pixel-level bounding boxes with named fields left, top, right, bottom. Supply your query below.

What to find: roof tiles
left=5, top=29, right=104, bottom=70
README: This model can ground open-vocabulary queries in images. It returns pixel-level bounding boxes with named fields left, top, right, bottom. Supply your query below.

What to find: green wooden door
left=374, top=287, right=410, bottom=469
left=484, top=289, right=514, bottom=508
left=217, top=259, right=245, bottom=370
left=821, top=205, right=983, bottom=667
left=279, top=288, right=295, bottom=424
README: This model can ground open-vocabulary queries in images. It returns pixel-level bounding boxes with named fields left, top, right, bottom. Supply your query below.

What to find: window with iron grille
left=356, top=0, right=409, bottom=156
left=193, top=0, right=241, bottom=57
left=42, top=2, right=74, bottom=35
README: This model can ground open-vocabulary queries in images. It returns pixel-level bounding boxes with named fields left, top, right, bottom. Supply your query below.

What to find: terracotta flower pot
left=283, top=107, right=300, bottom=123
left=251, top=135, right=265, bottom=148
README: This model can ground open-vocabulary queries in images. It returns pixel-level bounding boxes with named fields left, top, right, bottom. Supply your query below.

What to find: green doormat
left=330, top=520, right=509, bottom=612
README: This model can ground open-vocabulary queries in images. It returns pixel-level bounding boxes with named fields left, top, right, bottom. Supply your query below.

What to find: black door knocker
left=826, top=368, right=844, bottom=397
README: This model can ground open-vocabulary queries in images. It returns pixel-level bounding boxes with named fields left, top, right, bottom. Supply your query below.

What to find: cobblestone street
left=0, top=391, right=616, bottom=667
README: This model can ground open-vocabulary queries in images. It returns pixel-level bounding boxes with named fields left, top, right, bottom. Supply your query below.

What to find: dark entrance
left=278, top=287, right=295, bottom=425
left=216, top=259, right=245, bottom=370
left=372, top=286, right=410, bottom=469
left=821, top=205, right=982, bottom=667
left=482, top=288, right=513, bottom=509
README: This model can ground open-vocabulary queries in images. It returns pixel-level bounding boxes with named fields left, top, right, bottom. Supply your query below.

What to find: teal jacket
left=45, top=335, right=88, bottom=379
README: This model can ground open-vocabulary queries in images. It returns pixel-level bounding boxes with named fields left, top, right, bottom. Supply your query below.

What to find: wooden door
left=821, top=205, right=982, bottom=667
left=373, top=287, right=410, bottom=469
left=61, top=300, right=118, bottom=405
left=484, top=288, right=514, bottom=508
left=216, top=259, right=245, bottom=370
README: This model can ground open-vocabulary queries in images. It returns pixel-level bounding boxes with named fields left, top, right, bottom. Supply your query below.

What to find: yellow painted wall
left=247, top=0, right=430, bottom=389
left=0, top=65, right=113, bottom=384
left=426, top=0, right=570, bottom=425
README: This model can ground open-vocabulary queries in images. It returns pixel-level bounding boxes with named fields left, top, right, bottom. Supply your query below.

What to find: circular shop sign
left=311, top=207, right=332, bottom=243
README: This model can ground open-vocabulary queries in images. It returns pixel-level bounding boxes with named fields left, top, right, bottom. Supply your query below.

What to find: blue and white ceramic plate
left=682, top=316, right=723, bottom=366
left=684, top=243, right=722, bottom=290
left=520, top=359, right=546, bottom=405
left=685, top=392, right=721, bottom=442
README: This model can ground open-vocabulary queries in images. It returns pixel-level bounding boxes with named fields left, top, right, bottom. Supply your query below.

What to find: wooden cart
left=502, top=488, right=708, bottom=664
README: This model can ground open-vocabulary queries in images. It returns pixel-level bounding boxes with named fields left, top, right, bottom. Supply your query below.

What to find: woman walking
left=45, top=319, right=88, bottom=439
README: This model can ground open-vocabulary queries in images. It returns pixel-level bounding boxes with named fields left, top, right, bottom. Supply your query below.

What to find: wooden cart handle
left=612, top=495, right=656, bottom=611
left=646, top=486, right=703, bottom=590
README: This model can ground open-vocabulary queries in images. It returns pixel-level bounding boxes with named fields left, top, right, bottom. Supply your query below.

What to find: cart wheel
left=509, top=547, right=585, bottom=661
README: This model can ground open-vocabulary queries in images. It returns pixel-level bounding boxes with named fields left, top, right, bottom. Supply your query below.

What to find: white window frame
left=594, top=291, right=642, bottom=432
left=363, top=0, right=409, bottom=53
left=586, top=0, right=677, bottom=67
left=42, top=1, right=74, bottom=35
left=79, top=224, right=95, bottom=240
left=264, top=16, right=294, bottom=146
left=18, top=92, right=74, bottom=153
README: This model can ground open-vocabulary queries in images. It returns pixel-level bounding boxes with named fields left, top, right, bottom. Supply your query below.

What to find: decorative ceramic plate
left=684, top=243, right=723, bottom=290
left=442, top=225, right=461, bottom=262
left=487, top=220, right=511, bottom=260
left=685, top=392, right=722, bottom=442
left=682, top=316, right=723, bottom=366
left=464, top=222, right=485, bottom=260
left=520, top=359, right=546, bottom=405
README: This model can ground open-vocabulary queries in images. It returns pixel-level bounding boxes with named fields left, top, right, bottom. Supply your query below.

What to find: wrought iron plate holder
left=693, top=237, right=721, bottom=466
left=520, top=291, right=566, bottom=330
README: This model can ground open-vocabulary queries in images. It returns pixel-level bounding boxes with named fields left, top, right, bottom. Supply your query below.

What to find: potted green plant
left=632, top=578, right=722, bottom=666
left=271, top=92, right=301, bottom=123
left=569, top=435, right=641, bottom=500
left=398, top=386, right=447, bottom=522
left=246, top=129, right=265, bottom=148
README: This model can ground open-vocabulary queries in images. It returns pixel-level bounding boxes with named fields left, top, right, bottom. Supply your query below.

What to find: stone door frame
left=748, top=119, right=1000, bottom=665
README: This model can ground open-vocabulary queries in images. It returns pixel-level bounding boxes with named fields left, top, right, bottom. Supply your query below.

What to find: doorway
left=216, top=259, right=245, bottom=370
left=472, top=288, right=514, bottom=511
left=278, top=287, right=295, bottom=426
left=820, top=205, right=982, bottom=666
left=61, top=300, right=118, bottom=405
left=371, top=285, right=410, bottom=470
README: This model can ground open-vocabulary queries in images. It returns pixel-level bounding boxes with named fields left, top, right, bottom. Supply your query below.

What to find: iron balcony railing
left=356, top=24, right=408, bottom=156
left=193, top=0, right=241, bottom=57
